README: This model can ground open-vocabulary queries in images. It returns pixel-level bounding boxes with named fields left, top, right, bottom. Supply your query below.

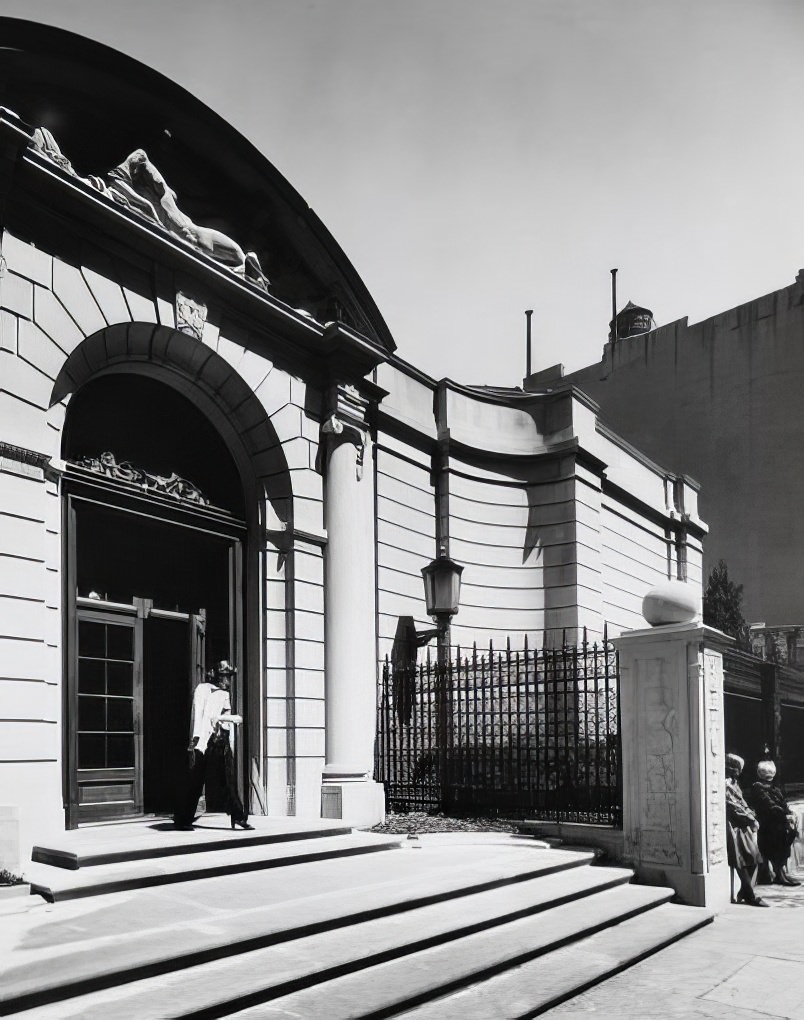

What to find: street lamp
left=421, top=552, right=463, bottom=811
left=421, top=554, right=464, bottom=625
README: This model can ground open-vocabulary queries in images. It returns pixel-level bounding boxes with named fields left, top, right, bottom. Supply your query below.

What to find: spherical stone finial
left=642, top=580, right=701, bottom=627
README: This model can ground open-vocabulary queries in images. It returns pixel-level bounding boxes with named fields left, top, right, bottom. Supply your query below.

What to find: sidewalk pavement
left=543, top=863, right=804, bottom=1020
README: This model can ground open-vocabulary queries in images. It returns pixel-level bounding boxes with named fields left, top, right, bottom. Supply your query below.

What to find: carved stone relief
left=31, top=128, right=269, bottom=290
left=176, top=292, right=208, bottom=340
left=72, top=451, right=209, bottom=506
left=704, top=650, right=726, bottom=867
left=637, top=659, right=683, bottom=868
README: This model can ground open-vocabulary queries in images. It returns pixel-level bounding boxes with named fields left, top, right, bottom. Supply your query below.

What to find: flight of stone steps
left=1, top=818, right=713, bottom=1018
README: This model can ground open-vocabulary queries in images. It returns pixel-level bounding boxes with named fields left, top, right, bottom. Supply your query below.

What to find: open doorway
left=63, top=373, right=248, bottom=825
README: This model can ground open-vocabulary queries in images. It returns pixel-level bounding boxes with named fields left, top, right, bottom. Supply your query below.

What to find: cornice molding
left=0, top=114, right=390, bottom=385
left=0, top=441, right=50, bottom=477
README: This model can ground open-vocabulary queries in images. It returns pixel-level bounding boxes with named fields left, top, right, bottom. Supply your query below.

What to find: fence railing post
left=377, top=633, right=622, bottom=824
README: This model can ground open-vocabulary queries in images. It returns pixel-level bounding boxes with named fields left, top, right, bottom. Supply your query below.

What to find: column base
left=627, top=859, right=731, bottom=909
left=320, top=778, right=386, bottom=828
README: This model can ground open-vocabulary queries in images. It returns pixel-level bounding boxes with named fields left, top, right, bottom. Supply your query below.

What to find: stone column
left=614, top=587, right=732, bottom=909
left=320, top=385, right=385, bottom=826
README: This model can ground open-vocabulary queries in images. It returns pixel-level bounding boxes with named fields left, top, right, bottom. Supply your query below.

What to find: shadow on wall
left=390, top=616, right=437, bottom=726
left=523, top=488, right=544, bottom=565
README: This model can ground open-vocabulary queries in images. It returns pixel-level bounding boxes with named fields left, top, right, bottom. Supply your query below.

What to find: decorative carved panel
left=175, top=292, right=208, bottom=340
left=71, top=451, right=209, bottom=506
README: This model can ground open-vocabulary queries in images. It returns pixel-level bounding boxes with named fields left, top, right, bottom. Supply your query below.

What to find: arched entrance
left=61, top=372, right=249, bottom=823
left=49, top=322, right=296, bottom=827
left=62, top=373, right=246, bottom=820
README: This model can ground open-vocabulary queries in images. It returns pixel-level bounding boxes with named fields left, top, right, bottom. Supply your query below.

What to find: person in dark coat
left=725, top=753, right=768, bottom=906
left=751, top=760, right=800, bottom=886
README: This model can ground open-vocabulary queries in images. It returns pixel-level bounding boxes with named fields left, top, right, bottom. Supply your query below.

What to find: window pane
left=107, top=661, right=133, bottom=697
left=78, top=695, right=106, bottom=731
left=78, top=733, right=105, bottom=769
left=107, top=698, right=133, bottom=732
left=78, top=658, right=105, bottom=694
left=106, top=626, right=133, bottom=661
left=107, top=734, right=135, bottom=768
left=79, top=621, right=105, bottom=658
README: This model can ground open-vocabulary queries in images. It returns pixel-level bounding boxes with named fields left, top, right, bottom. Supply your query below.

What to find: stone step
left=393, top=902, right=713, bottom=1019
left=27, top=828, right=403, bottom=901
left=31, top=815, right=353, bottom=869
left=1, top=842, right=597, bottom=1015
left=8, top=862, right=648, bottom=1019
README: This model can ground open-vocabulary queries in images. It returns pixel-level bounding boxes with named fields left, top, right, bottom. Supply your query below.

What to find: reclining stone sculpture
left=31, top=127, right=269, bottom=289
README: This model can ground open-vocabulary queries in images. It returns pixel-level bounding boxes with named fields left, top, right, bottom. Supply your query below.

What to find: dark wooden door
left=141, top=609, right=205, bottom=814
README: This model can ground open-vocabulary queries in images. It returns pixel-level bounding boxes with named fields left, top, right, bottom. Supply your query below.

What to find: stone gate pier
left=615, top=586, right=733, bottom=909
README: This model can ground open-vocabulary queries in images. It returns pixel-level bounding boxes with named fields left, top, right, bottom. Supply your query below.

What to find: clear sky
left=4, top=0, right=804, bottom=385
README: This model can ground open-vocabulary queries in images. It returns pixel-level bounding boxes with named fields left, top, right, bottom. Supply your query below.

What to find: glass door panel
left=75, top=609, right=142, bottom=821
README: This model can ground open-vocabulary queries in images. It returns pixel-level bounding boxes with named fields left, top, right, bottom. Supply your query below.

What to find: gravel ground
left=371, top=811, right=520, bottom=835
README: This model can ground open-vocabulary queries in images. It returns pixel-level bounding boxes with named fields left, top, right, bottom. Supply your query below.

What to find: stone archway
left=51, top=322, right=294, bottom=530
left=50, top=323, right=297, bottom=824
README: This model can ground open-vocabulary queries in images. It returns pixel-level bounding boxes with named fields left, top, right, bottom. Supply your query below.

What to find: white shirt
left=190, top=682, right=240, bottom=754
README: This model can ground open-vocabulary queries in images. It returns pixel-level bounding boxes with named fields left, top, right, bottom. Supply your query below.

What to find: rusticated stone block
left=33, top=287, right=85, bottom=354
left=265, top=697, right=287, bottom=728
left=292, top=494, right=324, bottom=536
left=0, top=311, right=17, bottom=353
left=255, top=368, right=291, bottom=418
left=0, top=595, right=45, bottom=641
left=0, top=636, right=46, bottom=680
left=216, top=334, right=245, bottom=371
left=236, top=349, right=272, bottom=392
left=0, top=678, right=51, bottom=720
left=294, top=728, right=325, bottom=758
left=1, top=232, right=52, bottom=287
left=294, top=697, right=325, bottom=729
left=292, top=608, right=325, bottom=644
left=0, top=720, right=58, bottom=762
left=1, top=273, right=33, bottom=319
left=293, top=669, right=325, bottom=701
left=18, top=319, right=66, bottom=382
left=0, top=512, right=45, bottom=559
left=278, top=434, right=310, bottom=471
left=156, top=294, right=175, bottom=329
left=0, top=352, right=53, bottom=410
left=0, top=393, right=53, bottom=457
left=122, top=286, right=158, bottom=323
left=52, top=260, right=106, bottom=337
left=0, top=555, right=45, bottom=601
left=81, top=267, right=130, bottom=324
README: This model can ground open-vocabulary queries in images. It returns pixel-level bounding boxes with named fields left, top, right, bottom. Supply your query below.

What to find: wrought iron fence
left=375, top=628, right=621, bottom=825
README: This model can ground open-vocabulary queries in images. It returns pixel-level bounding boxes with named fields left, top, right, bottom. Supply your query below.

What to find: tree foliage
left=703, top=559, right=748, bottom=645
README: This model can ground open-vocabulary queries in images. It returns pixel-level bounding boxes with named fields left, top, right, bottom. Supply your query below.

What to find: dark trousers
left=174, top=740, right=247, bottom=826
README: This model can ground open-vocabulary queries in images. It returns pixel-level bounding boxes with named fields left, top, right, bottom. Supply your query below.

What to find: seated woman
left=726, top=753, right=768, bottom=907
left=751, top=760, right=800, bottom=886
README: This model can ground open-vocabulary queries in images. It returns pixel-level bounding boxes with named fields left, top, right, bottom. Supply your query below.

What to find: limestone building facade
left=0, top=20, right=704, bottom=862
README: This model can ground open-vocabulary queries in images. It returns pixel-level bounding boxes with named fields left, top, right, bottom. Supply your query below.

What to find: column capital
left=321, top=414, right=369, bottom=480
left=326, top=382, right=371, bottom=429
left=321, top=383, right=372, bottom=481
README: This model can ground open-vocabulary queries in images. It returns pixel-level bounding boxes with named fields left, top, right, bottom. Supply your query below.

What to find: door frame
left=70, top=599, right=143, bottom=822
left=62, top=482, right=247, bottom=828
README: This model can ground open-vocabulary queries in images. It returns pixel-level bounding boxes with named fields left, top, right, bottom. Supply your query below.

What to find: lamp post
left=421, top=553, right=464, bottom=811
